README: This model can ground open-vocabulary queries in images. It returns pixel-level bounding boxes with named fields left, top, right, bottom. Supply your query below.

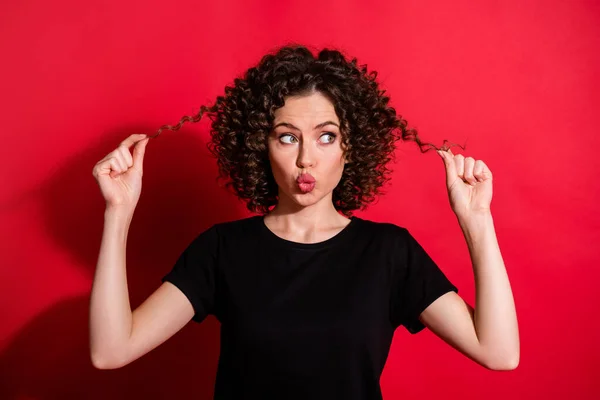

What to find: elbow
left=90, top=351, right=127, bottom=370
left=485, top=354, right=520, bottom=371
left=480, top=340, right=520, bottom=371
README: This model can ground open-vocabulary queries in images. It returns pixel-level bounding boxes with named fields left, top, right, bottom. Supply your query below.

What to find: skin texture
left=419, top=150, right=519, bottom=371
left=264, top=92, right=352, bottom=243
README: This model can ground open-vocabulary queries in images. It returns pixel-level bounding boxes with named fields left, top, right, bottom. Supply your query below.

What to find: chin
left=292, top=192, right=319, bottom=204
left=287, top=188, right=327, bottom=207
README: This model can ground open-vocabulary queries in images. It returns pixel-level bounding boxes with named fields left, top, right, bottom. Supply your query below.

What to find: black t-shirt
left=162, top=215, right=458, bottom=399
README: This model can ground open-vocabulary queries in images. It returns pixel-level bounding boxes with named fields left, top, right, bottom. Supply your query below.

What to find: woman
left=90, top=45, right=519, bottom=399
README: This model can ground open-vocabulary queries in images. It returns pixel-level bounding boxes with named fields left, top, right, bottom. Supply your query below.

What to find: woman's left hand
left=437, top=149, right=493, bottom=219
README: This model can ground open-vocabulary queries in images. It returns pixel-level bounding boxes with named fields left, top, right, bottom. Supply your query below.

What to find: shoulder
left=183, top=215, right=262, bottom=252
left=352, top=216, right=409, bottom=238
left=213, top=214, right=262, bottom=229
left=348, top=216, right=417, bottom=253
left=186, top=215, right=261, bottom=242
left=210, top=215, right=264, bottom=238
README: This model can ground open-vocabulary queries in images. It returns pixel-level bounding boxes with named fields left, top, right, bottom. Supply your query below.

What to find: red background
left=1, top=0, right=599, bottom=399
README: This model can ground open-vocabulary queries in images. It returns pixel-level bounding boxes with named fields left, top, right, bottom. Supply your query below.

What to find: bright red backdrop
left=1, top=0, right=599, bottom=399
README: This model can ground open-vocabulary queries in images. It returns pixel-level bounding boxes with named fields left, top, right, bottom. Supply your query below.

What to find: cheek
left=324, top=153, right=346, bottom=180
left=332, top=149, right=346, bottom=167
left=269, top=152, right=286, bottom=170
left=268, top=152, right=291, bottom=184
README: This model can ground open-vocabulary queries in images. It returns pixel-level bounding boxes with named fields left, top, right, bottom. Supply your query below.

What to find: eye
left=278, top=134, right=298, bottom=144
left=320, top=132, right=337, bottom=144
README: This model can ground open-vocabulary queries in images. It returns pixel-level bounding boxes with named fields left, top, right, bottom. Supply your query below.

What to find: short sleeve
left=391, top=228, right=458, bottom=334
left=161, top=225, right=219, bottom=323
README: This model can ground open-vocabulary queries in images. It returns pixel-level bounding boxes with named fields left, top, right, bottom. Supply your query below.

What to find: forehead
left=273, top=92, right=339, bottom=124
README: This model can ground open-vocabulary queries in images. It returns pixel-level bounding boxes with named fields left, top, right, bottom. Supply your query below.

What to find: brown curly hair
left=149, top=44, right=464, bottom=216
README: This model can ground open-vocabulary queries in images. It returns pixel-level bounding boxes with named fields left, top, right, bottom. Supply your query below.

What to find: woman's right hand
left=92, top=134, right=150, bottom=211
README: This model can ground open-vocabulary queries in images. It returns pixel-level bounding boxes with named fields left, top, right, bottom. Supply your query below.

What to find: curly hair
left=149, top=44, right=464, bottom=216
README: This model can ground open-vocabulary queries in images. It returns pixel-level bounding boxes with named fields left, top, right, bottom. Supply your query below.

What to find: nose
left=296, top=141, right=315, bottom=169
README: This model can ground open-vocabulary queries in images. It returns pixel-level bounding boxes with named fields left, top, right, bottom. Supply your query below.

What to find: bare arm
left=419, top=150, right=519, bottom=370
left=89, top=134, right=195, bottom=369
left=419, top=213, right=519, bottom=370
left=88, top=207, right=134, bottom=368
left=89, top=208, right=196, bottom=369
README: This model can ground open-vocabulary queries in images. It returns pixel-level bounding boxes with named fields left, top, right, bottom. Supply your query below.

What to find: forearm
left=89, top=207, right=135, bottom=367
left=458, top=212, right=520, bottom=368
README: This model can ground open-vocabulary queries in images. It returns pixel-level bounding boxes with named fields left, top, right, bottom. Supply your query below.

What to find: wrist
left=457, top=211, right=494, bottom=231
left=104, top=206, right=135, bottom=223
left=103, top=207, right=134, bottom=243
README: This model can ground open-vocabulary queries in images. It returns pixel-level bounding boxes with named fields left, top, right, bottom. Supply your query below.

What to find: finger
left=454, top=154, right=465, bottom=180
left=474, top=160, right=492, bottom=181
left=437, top=149, right=458, bottom=186
left=473, top=160, right=484, bottom=182
left=94, top=156, right=121, bottom=178
left=117, top=145, right=134, bottom=168
left=463, top=157, right=476, bottom=185
left=96, top=148, right=125, bottom=169
left=112, top=153, right=127, bottom=172
left=107, top=159, right=123, bottom=179
left=120, top=134, right=148, bottom=149
left=132, top=138, right=149, bottom=172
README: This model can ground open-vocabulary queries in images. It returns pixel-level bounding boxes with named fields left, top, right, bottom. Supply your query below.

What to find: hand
left=437, top=149, right=493, bottom=219
left=92, top=134, right=150, bottom=211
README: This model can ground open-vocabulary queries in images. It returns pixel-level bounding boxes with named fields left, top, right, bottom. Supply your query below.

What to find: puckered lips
left=296, top=173, right=316, bottom=193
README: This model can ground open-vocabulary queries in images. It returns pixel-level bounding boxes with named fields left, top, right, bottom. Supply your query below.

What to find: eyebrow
left=272, top=121, right=340, bottom=131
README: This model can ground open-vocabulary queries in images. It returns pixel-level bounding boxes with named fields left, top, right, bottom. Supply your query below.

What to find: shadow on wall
left=0, top=125, right=245, bottom=399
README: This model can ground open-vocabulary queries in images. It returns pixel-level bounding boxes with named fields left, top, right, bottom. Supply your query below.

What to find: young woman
left=90, top=44, right=519, bottom=399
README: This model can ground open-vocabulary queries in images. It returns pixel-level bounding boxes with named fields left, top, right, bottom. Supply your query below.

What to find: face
left=268, top=91, right=346, bottom=210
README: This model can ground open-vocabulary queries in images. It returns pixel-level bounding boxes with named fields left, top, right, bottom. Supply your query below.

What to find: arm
left=419, top=212, right=520, bottom=370
left=421, top=149, right=520, bottom=370
left=89, top=207, right=195, bottom=369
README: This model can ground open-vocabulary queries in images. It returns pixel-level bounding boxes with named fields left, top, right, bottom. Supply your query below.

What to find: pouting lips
left=296, top=173, right=316, bottom=184
left=297, top=173, right=316, bottom=193
left=297, top=182, right=316, bottom=193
